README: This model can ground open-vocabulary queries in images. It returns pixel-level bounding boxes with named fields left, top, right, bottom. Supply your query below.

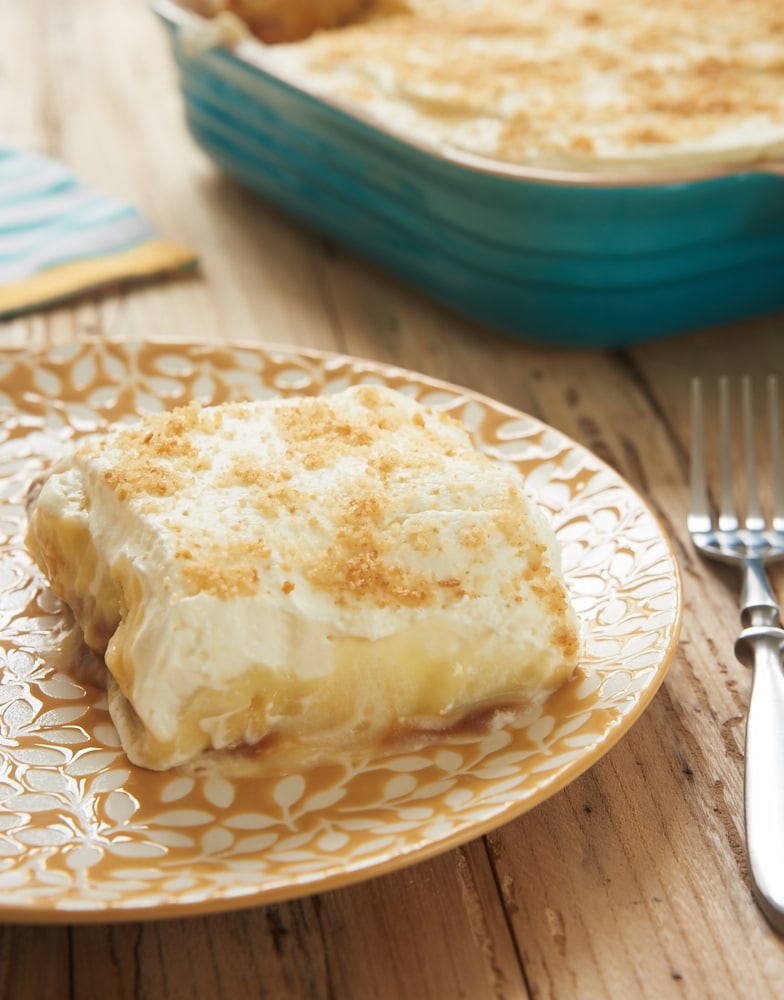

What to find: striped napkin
left=0, top=146, right=198, bottom=319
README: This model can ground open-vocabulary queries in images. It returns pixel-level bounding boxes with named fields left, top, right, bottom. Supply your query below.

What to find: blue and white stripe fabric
left=0, top=145, right=196, bottom=318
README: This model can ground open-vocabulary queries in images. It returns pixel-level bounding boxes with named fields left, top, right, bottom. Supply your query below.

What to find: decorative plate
left=0, top=339, right=682, bottom=923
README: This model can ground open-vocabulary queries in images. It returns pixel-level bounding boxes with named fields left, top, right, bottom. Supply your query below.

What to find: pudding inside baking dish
left=179, top=0, right=784, bottom=177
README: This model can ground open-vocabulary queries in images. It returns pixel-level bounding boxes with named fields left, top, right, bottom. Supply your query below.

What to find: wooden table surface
left=2, top=2, right=784, bottom=998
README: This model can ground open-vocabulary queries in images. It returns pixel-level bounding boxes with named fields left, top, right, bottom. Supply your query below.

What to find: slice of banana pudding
left=26, top=385, right=579, bottom=770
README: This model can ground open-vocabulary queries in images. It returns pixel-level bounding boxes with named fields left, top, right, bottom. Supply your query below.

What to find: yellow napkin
left=0, top=146, right=198, bottom=319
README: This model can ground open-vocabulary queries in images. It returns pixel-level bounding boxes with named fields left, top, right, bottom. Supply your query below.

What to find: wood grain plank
left=488, top=706, right=784, bottom=1000
left=0, top=925, right=71, bottom=1000
left=67, top=842, right=528, bottom=1000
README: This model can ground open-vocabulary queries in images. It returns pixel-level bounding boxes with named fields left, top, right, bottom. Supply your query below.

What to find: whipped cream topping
left=27, top=386, right=579, bottom=769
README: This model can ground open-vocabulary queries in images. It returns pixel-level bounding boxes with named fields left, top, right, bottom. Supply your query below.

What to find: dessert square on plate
left=26, top=384, right=579, bottom=770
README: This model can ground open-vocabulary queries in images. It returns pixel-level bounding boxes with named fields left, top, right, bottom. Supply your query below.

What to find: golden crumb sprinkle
left=307, top=544, right=433, bottom=608
left=76, top=391, right=568, bottom=621
left=174, top=534, right=271, bottom=599
left=95, top=404, right=215, bottom=502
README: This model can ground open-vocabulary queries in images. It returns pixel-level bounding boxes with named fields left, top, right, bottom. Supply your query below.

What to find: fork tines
left=690, top=374, right=784, bottom=536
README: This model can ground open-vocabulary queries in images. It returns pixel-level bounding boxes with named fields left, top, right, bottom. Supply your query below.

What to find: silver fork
left=689, top=374, right=784, bottom=932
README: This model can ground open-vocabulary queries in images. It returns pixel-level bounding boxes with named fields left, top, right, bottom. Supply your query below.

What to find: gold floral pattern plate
left=0, top=339, right=682, bottom=923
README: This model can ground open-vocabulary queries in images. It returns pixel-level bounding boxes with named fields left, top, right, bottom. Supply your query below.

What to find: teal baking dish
left=154, top=1, right=784, bottom=347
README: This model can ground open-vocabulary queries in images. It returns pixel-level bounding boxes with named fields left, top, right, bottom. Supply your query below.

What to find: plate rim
left=0, top=336, right=683, bottom=924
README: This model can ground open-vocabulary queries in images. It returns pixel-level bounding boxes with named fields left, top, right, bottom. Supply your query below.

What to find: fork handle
left=736, top=609, right=784, bottom=933
left=740, top=557, right=781, bottom=625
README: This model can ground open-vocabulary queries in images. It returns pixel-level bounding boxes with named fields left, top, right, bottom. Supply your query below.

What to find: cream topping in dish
left=231, top=0, right=784, bottom=175
left=26, top=386, right=580, bottom=771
